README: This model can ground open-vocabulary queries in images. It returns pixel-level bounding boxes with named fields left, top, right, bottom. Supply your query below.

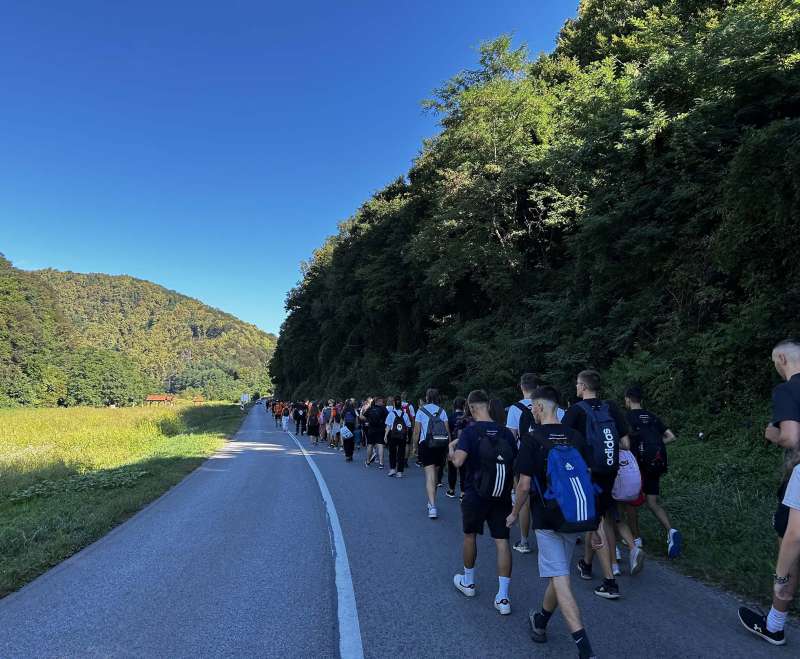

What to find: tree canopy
left=270, top=0, right=800, bottom=410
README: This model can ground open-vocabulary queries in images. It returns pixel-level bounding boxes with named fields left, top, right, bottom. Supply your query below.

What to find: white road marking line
left=287, top=431, right=364, bottom=659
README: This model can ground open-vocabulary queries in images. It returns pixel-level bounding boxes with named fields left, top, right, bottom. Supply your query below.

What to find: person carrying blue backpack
left=507, top=386, right=599, bottom=659
left=562, top=369, right=635, bottom=600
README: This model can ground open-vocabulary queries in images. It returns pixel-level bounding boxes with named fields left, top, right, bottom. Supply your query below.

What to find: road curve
left=0, top=404, right=788, bottom=657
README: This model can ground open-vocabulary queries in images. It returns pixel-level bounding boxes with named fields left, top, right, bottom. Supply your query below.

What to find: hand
left=506, top=512, right=518, bottom=528
left=591, top=529, right=605, bottom=550
left=765, top=425, right=781, bottom=444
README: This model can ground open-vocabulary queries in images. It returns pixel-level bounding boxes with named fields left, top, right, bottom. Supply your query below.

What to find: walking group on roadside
left=270, top=365, right=691, bottom=659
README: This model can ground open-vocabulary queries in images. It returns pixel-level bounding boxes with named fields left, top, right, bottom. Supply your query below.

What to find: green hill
left=0, top=255, right=275, bottom=406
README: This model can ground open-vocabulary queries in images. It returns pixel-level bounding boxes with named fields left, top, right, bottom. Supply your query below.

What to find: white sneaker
left=513, top=540, right=532, bottom=554
left=615, top=545, right=622, bottom=561
left=395, top=472, right=403, bottom=478
left=387, top=469, right=396, bottom=476
left=427, top=504, right=438, bottom=519
left=630, top=547, right=645, bottom=575
left=634, top=537, right=643, bottom=549
left=612, top=563, right=621, bottom=577
left=494, top=598, right=511, bottom=615
left=453, top=574, right=476, bottom=597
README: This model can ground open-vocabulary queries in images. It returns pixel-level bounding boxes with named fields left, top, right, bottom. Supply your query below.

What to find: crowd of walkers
left=266, top=339, right=800, bottom=654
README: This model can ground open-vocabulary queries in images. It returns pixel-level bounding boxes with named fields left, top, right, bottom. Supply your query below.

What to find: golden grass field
left=0, top=403, right=243, bottom=597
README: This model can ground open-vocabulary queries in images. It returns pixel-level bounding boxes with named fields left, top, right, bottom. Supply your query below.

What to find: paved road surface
left=0, top=405, right=786, bottom=657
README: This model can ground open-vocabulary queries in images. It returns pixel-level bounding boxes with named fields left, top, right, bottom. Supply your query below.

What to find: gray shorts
left=535, top=529, right=581, bottom=578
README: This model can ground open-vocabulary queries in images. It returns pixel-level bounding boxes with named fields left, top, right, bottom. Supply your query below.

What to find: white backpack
left=612, top=450, right=642, bottom=501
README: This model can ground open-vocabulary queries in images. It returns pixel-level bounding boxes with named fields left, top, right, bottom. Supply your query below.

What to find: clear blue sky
left=0, top=1, right=578, bottom=335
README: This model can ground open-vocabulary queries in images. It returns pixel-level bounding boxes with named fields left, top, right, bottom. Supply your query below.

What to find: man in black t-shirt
left=364, top=396, right=388, bottom=468
left=507, top=386, right=597, bottom=659
left=739, top=339, right=800, bottom=646
left=562, top=369, right=632, bottom=600
left=623, top=386, right=682, bottom=558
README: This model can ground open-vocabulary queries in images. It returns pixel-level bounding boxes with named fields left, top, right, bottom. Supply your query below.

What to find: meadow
left=0, top=403, right=242, bottom=598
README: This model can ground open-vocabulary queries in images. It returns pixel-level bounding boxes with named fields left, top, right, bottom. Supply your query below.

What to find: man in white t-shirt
left=412, top=388, right=450, bottom=519
left=506, top=373, right=566, bottom=554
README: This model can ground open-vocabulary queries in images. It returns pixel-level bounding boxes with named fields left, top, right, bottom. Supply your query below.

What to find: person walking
left=307, top=402, right=321, bottom=445
left=364, top=395, right=388, bottom=468
left=341, top=400, right=358, bottom=462
left=508, top=386, right=599, bottom=659
left=446, top=397, right=467, bottom=500
left=451, top=390, right=516, bottom=615
left=412, top=388, right=450, bottom=519
left=385, top=396, right=411, bottom=477
left=739, top=339, right=800, bottom=646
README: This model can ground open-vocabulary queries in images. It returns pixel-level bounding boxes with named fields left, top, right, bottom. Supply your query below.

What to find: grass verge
left=0, top=403, right=243, bottom=598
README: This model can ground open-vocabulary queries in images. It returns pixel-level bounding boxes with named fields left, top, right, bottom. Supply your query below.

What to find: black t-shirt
left=772, top=374, right=800, bottom=428
left=366, top=405, right=388, bottom=436
left=515, top=423, right=589, bottom=530
left=562, top=398, right=630, bottom=439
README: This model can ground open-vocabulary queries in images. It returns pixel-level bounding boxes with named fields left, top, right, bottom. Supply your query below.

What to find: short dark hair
left=625, top=386, right=643, bottom=403
left=520, top=373, right=540, bottom=393
left=532, top=386, right=561, bottom=407
left=393, top=395, right=401, bottom=408
left=466, top=389, right=489, bottom=406
left=426, top=388, right=440, bottom=404
left=577, top=369, right=601, bottom=392
left=453, top=396, right=466, bottom=410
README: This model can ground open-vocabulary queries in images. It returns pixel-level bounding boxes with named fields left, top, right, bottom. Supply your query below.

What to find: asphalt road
left=0, top=404, right=786, bottom=658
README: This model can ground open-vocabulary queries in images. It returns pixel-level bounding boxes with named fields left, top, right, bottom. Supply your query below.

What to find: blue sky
left=0, top=1, right=578, bottom=335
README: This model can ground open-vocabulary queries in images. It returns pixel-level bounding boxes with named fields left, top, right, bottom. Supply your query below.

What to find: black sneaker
left=738, top=607, right=786, bottom=645
left=445, top=489, right=456, bottom=498
left=594, top=580, right=620, bottom=600
left=576, top=559, right=593, bottom=580
left=528, top=610, right=547, bottom=643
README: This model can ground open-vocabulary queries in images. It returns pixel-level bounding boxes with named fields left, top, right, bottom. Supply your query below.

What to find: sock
left=536, top=607, right=554, bottom=628
left=497, top=576, right=510, bottom=600
left=572, top=629, right=594, bottom=659
left=767, top=606, right=787, bottom=633
left=463, top=567, right=475, bottom=586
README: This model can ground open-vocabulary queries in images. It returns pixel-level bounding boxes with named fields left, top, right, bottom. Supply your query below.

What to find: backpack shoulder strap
left=420, top=407, right=433, bottom=420
left=514, top=401, right=530, bottom=413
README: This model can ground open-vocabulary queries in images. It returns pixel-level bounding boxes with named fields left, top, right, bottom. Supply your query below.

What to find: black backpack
left=389, top=411, right=407, bottom=441
left=474, top=426, right=515, bottom=499
left=513, top=401, right=536, bottom=444
left=630, top=411, right=668, bottom=474
left=421, top=407, right=449, bottom=449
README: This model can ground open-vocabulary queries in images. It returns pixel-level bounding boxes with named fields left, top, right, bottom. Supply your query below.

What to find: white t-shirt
left=506, top=398, right=565, bottom=434
left=783, top=464, right=800, bottom=510
left=386, top=408, right=412, bottom=428
left=415, top=403, right=448, bottom=444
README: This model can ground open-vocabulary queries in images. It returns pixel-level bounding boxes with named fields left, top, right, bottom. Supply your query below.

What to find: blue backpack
left=577, top=401, right=620, bottom=474
left=534, top=441, right=599, bottom=533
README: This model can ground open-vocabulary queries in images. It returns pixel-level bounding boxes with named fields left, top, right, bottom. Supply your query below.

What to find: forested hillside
left=271, top=0, right=800, bottom=413
left=0, top=257, right=275, bottom=406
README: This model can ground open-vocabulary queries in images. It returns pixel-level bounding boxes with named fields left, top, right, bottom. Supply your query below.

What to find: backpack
left=401, top=402, right=415, bottom=424
left=631, top=412, right=668, bottom=474
left=421, top=407, right=449, bottom=449
left=474, top=427, right=515, bottom=499
left=389, top=412, right=407, bottom=441
left=577, top=401, right=620, bottom=474
left=612, top=450, right=642, bottom=501
left=533, top=434, right=600, bottom=533
left=344, top=409, right=356, bottom=424
left=513, top=401, right=536, bottom=443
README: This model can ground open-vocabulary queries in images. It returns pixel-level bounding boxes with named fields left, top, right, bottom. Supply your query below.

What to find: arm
left=663, top=429, right=677, bottom=444
left=767, top=421, right=800, bottom=449
left=507, top=474, right=532, bottom=526
left=452, top=448, right=468, bottom=468
left=620, top=434, right=631, bottom=451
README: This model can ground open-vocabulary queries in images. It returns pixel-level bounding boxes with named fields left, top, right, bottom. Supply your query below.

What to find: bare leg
left=626, top=504, right=641, bottom=539
left=542, top=579, right=558, bottom=613
left=463, top=533, right=477, bottom=568
left=597, top=515, right=615, bottom=579
left=495, top=539, right=512, bottom=578
left=552, top=575, right=584, bottom=633
left=646, top=494, right=673, bottom=532
left=377, top=443, right=385, bottom=465
left=425, top=465, right=437, bottom=505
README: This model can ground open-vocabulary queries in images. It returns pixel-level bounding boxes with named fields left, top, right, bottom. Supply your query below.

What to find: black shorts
left=367, top=432, right=384, bottom=446
left=420, top=442, right=447, bottom=467
left=462, top=493, right=512, bottom=539
left=641, top=470, right=662, bottom=496
left=593, top=472, right=617, bottom=516
left=307, top=424, right=319, bottom=438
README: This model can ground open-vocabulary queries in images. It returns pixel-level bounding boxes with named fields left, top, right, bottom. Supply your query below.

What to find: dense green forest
left=0, top=256, right=276, bottom=406
left=271, top=0, right=800, bottom=411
